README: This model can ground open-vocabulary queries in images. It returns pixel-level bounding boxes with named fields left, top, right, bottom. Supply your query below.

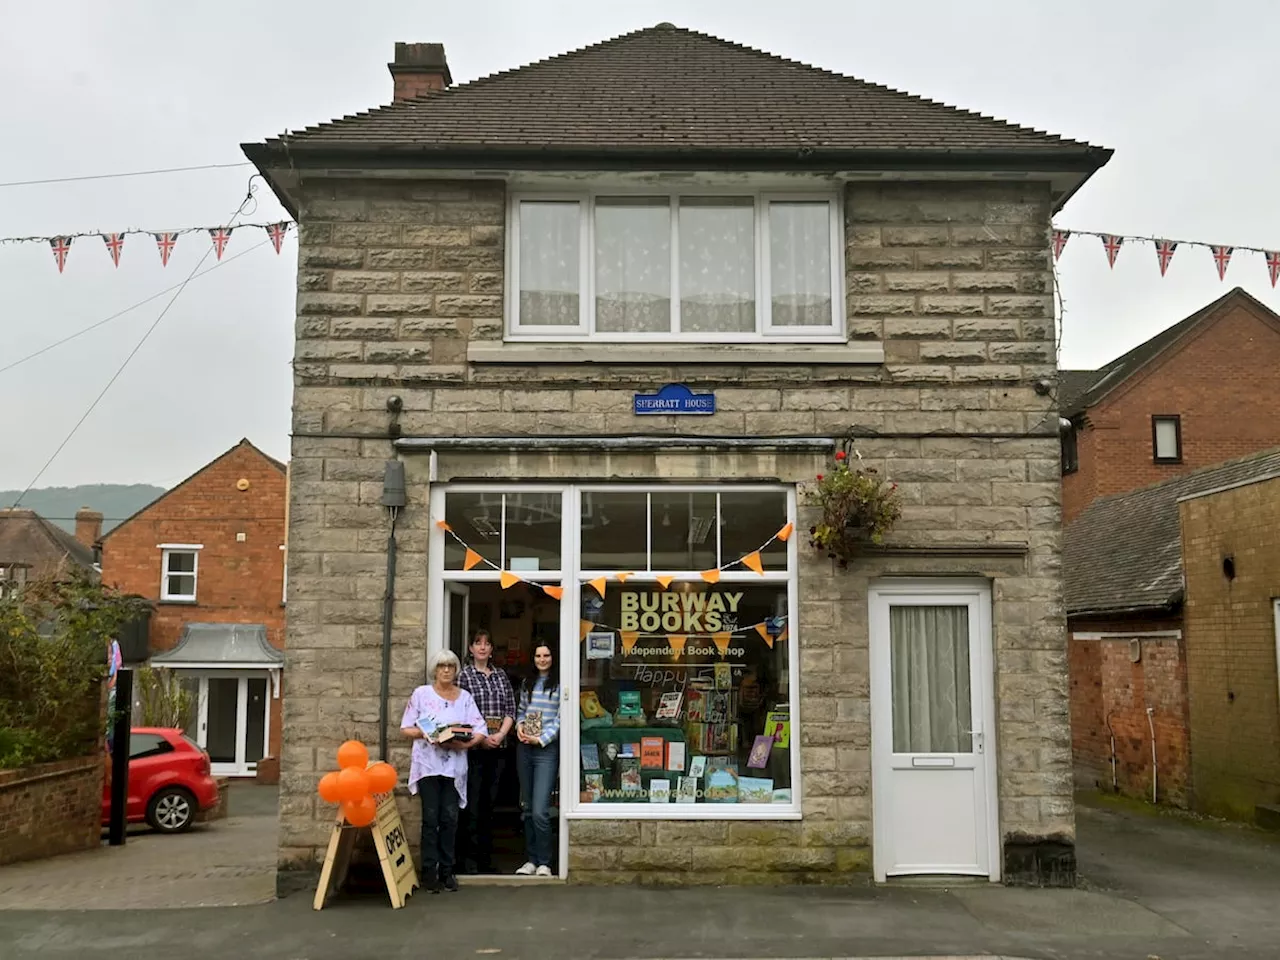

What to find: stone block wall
left=278, top=176, right=1072, bottom=885
left=0, top=756, right=104, bottom=865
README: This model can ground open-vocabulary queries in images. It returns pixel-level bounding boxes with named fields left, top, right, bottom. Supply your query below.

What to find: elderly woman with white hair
left=400, top=648, right=486, bottom=893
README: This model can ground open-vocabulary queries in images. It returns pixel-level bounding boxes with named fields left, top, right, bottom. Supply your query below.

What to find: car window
left=129, top=733, right=175, bottom=760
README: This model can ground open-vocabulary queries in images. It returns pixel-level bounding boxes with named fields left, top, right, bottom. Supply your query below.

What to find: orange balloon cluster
left=316, top=740, right=399, bottom=828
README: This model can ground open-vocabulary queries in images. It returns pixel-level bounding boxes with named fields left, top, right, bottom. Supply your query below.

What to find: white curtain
left=890, top=605, right=972, bottom=753
left=519, top=201, right=580, bottom=326
left=769, top=201, right=831, bottom=327
left=595, top=198, right=671, bottom=333
left=679, top=198, right=755, bottom=333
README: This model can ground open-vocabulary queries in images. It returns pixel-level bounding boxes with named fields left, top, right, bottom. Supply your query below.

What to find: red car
left=101, top=728, right=220, bottom=833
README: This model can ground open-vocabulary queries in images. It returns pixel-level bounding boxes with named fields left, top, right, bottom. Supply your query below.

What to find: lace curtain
left=519, top=201, right=580, bottom=326
left=769, top=202, right=832, bottom=327
left=890, top=605, right=973, bottom=753
left=679, top=198, right=755, bottom=333
left=595, top=198, right=671, bottom=333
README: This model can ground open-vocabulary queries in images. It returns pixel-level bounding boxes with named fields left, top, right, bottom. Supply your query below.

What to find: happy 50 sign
left=619, top=590, right=743, bottom=633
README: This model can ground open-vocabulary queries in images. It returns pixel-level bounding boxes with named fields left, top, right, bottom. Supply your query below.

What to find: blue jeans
left=517, top=742, right=558, bottom=868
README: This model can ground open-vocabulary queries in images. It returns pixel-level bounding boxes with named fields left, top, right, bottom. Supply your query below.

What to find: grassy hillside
left=0, top=484, right=165, bottom=534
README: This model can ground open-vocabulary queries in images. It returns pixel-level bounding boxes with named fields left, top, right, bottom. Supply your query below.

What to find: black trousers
left=417, top=775, right=460, bottom=879
left=459, top=747, right=505, bottom=869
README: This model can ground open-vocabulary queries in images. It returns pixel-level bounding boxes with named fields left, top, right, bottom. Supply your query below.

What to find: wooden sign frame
left=314, top=790, right=418, bottom=910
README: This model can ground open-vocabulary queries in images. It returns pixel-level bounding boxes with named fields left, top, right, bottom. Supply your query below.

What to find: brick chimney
left=388, top=42, right=452, bottom=102
left=75, top=507, right=102, bottom=549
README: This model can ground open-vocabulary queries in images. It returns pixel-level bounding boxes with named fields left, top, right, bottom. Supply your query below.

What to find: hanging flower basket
left=806, top=448, right=903, bottom=567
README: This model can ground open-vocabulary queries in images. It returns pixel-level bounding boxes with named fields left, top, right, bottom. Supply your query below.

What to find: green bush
left=0, top=572, right=150, bottom=770
left=134, top=665, right=194, bottom=730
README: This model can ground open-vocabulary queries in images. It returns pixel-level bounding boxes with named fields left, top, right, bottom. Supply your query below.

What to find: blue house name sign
left=633, top=383, right=716, bottom=416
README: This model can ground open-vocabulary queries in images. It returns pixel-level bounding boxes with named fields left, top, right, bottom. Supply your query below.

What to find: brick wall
left=0, top=756, right=104, bottom=865
left=1180, top=475, right=1280, bottom=820
left=100, top=441, right=288, bottom=759
left=1063, top=299, right=1280, bottom=522
left=1067, top=617, right=1189, bottom=806
left=278, top=178, right=1071, bottom=885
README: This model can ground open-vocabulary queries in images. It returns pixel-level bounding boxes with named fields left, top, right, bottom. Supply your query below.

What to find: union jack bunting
left=49, top=236, right=72, bottom=273
left=266, top=221, right=289, bottom=254
left=1266, top=251, right=1280, bottom=288
left=1052, top=229, right=1069, bottom=261
left=208, top=227, right=233, bottom=261
left=1101, top=234, right=1123, bottom=269
left=1210, top=245, right=1233, bottom=280
left=153, top=232, right=177, bottom=267
left=1154, top=239, right=1177, bottom=277
left=102, top=233, right=125, bottom=268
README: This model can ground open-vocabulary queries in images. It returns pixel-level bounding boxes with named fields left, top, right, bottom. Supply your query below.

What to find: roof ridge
left=273, top=23, right=1090, bottom=148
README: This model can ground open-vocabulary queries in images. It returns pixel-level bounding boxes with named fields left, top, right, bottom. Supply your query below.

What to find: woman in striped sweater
left=514, top=643, right=560, bottom=876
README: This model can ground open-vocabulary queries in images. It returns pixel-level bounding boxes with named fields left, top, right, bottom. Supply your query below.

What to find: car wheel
left=146, top=787, right=196, bottom=833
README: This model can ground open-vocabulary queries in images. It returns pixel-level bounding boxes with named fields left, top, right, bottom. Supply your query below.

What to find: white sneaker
left=515, top=862, right=536, bottom=876
left=535, top=865, right=552, bottom=877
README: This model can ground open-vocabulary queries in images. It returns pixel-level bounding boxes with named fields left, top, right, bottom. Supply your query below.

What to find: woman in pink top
left=400, top=648, right=486, bottom=893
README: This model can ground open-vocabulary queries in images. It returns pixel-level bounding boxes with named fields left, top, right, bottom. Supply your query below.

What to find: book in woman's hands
left=416, top=716, right=474, bottom=744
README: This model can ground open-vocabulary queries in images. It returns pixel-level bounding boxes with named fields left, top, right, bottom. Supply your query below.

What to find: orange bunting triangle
left=775, top=626, right=789, bottom=645
left=741, top=551, right=764, bottom=575
left=700, top=569, right=721, bottom=584
left=655, top=575, right=674, bottom=589
left=616, top=572, right=632, bottom=583
left=499, top=571, right=520, bottom=590
left=712, top=632, right=732, bottom=655
left=668, top=635, right=687, bottom=659
left=588, top=577, right=607, bottom=598
left=542, top=585, right=564, bottom=600
left=580, top=620, right=595, bottom=642
left=463, top=548, right=484, bottom=571
left=620, top=632, right=639, bottom=655
left=436, top=520, right=451, bottom=531
left=755, top=623, right=772, bottom=648
left=776, top=522, right=794, bottom=542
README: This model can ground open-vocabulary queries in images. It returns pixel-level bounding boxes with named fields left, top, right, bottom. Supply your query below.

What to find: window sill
left=566, top=803, right=801, bottom=820
left=469, top=342, right=884, bottom=366
left=159, top=599, right=198, bottom=606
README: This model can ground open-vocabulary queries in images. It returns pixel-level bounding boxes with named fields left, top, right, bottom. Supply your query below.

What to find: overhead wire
left=8, top=177, right=266, bottom=510
left=0, top=161, right=254, bottom=189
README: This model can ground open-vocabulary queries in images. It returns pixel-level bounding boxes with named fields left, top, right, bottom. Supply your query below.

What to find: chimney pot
left=75, top=506, right=103, bottom=550
left=388, top=42, right=452, bottom=102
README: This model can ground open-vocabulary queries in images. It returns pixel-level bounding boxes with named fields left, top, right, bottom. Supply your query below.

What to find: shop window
left=444, top=492, right=563, bottom=573
left=1152, top=415, right=1181, bottom=463
left=509, top=191, right=843, bottom=341
left=580, top=491, right=647, bottom=572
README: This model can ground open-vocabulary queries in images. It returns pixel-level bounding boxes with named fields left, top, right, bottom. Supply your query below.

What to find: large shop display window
left=575, top=487, right=798, bottom=818
left=431, top=484, right=800, bottom=821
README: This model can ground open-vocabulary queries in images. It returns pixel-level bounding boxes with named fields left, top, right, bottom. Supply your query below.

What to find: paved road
left=0, top=783, right=277, bottom=910
left=1, top=792, right=1278, bottom=959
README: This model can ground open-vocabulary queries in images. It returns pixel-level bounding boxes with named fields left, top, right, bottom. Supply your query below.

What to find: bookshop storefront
left=425, top=479, right=804, bottom=879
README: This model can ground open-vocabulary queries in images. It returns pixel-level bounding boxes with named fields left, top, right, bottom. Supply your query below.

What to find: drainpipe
left=1145, top=706, right=1158, bottom=804
left=1105, top=710, right=1118, bottom=793
left=378, top=458, right=406, bottom=762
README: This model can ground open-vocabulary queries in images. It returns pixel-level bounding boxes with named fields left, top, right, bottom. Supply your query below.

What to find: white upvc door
left=869, top=579, right=998, bottom=882
left=443, top=583, right=470, bottom=659
left=181, top=672, right=271, bottom=777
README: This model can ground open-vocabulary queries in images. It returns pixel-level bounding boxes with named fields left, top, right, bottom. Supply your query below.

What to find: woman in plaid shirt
left=456, top=630, right=516, bottom=874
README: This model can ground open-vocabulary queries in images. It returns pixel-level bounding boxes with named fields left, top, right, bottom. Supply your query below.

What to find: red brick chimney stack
left=389, top=42, right=452, bottom=102
left=74, top=507, right=102, bottom=549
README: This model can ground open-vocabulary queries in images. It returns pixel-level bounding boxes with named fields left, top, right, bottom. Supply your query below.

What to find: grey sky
left=3, top=0, right=1277, bottom=491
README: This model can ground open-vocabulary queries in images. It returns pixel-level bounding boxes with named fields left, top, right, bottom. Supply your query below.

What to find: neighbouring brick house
left=244, top=24, right=1112, bottom=888
left=0, top=506, right=101, bottom=596
left=99, top=439, right=288, bottom=778
left=1065, top=449, right=1280, bottom=826
left=1060, top=287, right=1280, bottom=524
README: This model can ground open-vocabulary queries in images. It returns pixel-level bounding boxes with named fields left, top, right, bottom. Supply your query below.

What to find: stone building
left=244, top=24, right=1110, bottom=888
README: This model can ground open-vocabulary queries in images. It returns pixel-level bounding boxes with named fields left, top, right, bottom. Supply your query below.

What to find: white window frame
left=1273, top=599, right=1280, bottom=713
left=506, top=188, right=845, bottom=343
left=159, top=544, right=202, bottom=603
left=428, top=483, right=801, bottom=826
left=280, top=544, right=288, bottom=604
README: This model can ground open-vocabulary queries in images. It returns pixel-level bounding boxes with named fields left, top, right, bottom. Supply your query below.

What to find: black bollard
left=107, top=668, right=132, bottom=846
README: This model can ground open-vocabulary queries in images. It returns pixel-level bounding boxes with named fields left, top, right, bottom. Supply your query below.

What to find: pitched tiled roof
left=0, top=508, right=97, bottom=577
left=247, top=24, right=1110, bottom=165
left=1064, top=448, right=1280, bottom=616
left=1061, top=288, right=1279, bottom=416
